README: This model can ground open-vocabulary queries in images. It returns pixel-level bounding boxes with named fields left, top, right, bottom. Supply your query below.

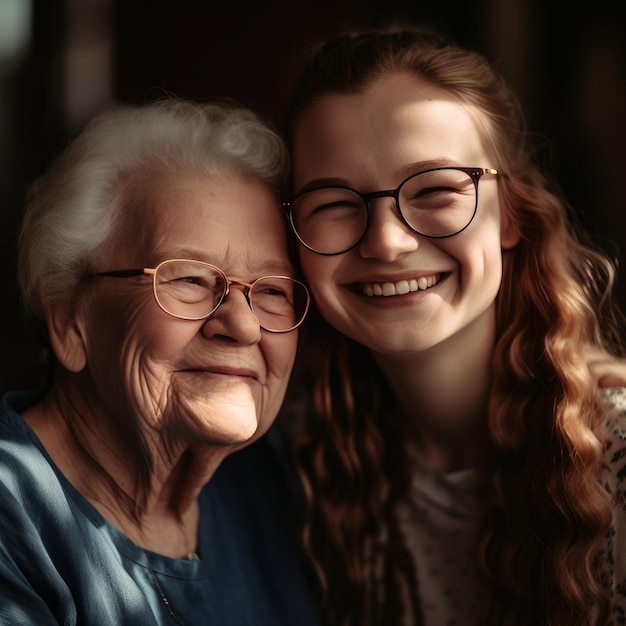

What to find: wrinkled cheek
left=125, top=363, right=171, bottom=430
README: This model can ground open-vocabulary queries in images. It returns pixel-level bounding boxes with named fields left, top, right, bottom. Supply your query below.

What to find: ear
left=500, top=206, right=521, bottom=250
left=45, top=303, right=88, bottom=373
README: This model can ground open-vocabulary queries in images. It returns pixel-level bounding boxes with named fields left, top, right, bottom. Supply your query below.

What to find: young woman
left=282, top=28, right=626, bottom=626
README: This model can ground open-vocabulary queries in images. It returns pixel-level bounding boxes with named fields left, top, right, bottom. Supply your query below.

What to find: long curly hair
left=283, top=28, right=626, bottom=625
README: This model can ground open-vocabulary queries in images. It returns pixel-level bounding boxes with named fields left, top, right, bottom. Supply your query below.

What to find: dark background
left=1, top=0, right=625, bottom=394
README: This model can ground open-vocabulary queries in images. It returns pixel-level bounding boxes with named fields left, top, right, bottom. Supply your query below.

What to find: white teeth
left=417, top=276, right=430, bottom=290
left=382, top=282, right=396, bottom=296
left=395, top=280, right=410, bottom=295
left=360, top=274, right=440, bottom=297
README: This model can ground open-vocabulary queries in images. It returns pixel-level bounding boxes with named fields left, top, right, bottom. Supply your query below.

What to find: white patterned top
left=398, top=387, right=626, bottom=626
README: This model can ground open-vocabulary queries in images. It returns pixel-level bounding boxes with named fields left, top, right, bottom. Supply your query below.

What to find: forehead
left=115, top=173, right=292, bottom=272
left=292, top=72, right=490, bottom=187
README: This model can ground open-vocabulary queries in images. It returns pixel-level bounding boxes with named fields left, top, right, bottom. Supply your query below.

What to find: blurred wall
left=1, top=0, right=624, bottom=393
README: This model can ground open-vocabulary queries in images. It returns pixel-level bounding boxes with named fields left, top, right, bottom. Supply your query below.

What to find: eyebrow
left=295, top=157, right=462, bottom=194
left=154, top=250, right=296, bottom=276
left=254, top=261, right=298, bottom=276
left=395, top=158, right=460, bottom=180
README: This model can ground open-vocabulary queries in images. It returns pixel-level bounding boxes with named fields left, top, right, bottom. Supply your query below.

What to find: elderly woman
left=0, top=99, right=318, bottom=625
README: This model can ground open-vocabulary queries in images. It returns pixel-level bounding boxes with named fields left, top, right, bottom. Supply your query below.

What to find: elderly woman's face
left=73, top=174, right=298, bottom=449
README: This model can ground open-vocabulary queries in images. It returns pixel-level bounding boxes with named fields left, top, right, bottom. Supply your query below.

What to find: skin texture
left=292, top=72, right=520, bottom=471
left=22, top=173, right=299, bottom=556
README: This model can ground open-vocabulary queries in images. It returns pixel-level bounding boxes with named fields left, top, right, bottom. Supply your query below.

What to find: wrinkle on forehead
left=119, top=174, right=293, bottom=278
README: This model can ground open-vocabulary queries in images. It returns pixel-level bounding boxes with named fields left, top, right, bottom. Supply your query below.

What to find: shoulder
left=595, top=388, right=626, bottom=621
left=588, top=353, right=626, bottom=389
left=597, top=388, right=626, bottom=487
left=0, top=391, right=105, bottom=552
left=0, top=391, right=55, bottom=492
left=598, top=388, right=626, bottom=457
left=597, top=387, right=626, bottom=530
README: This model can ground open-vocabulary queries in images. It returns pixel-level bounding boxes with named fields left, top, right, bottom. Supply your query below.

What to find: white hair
left=18, top=98, right=288, bottom=322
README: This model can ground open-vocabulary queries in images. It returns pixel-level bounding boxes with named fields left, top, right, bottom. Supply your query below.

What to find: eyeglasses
left=90, top=259, right=311, bottom=333
left=285, top=166, right=498, bottom=255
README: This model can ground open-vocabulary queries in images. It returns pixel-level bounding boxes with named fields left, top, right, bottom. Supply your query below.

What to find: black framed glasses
left=90, top=259, right=311, bottom=333
left=285, top=166, right=498, bottom=255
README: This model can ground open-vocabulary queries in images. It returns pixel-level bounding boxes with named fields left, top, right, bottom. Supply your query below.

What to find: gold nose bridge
left=223, top=278, right=253, bottom=303
left=226, top=278, right=253, bottom=290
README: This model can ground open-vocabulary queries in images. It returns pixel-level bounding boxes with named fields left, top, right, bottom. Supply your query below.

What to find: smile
left=184, top=366, right=260, bottom=382
left=360, top=273, right=441, bottom=297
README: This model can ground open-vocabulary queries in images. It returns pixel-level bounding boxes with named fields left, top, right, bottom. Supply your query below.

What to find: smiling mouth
left=186, top=367, right=259, bottom=381
left=359, top=273, right=441, bottom=297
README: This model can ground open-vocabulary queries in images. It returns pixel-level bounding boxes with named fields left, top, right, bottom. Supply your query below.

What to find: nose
left=358, top=197, right=419, bottom=261
left=201, top=288, right=261, bottom=344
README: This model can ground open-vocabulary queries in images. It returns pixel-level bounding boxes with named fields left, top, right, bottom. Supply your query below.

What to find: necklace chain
left=140, top=548, right=186, bottom=626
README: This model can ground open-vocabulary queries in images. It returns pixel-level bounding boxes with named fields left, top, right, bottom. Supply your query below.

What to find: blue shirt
left=0, top=391, right=320, bottom=626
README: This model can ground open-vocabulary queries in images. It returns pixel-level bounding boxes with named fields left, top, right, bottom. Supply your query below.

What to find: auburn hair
left=284, top=28, right=626, bottom=626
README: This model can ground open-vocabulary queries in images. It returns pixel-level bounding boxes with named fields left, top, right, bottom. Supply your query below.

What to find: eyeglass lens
left=291, top=168, right=479, bottom=254
left=153, top=260, right=308, bottom=332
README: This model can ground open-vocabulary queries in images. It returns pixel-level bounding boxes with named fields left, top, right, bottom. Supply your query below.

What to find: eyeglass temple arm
left=94, top=269, right=156, bottom=278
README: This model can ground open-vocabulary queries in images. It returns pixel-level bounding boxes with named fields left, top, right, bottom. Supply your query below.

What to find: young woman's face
left=291, top=72, right=518, bottom=356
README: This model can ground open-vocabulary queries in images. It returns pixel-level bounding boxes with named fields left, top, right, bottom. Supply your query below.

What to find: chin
left=198, top=403, right=263, bottom=444
left=363, top=334, right=441, bottom=356
left=174, top=389, right=263, bottom=445
left=218, top=415, right=261, bottom=443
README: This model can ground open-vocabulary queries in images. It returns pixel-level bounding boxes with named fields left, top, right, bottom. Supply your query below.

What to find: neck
left=21, top=378, right=225, bottom=558
left=372, top=306, right=496, bottom=472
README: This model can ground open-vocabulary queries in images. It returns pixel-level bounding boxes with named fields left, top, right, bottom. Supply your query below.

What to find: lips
left=185, top=365, right=260, bottom=382
left=359, top=273, right=441, bottom=297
